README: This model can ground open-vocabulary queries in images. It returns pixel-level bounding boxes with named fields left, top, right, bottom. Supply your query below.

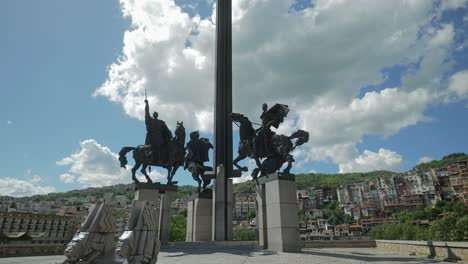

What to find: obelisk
left=213, top=0, right=233, bottom=241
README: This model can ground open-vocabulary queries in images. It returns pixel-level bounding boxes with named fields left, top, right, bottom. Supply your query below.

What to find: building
left=377, top=176, right=399, bottom=207
left=360, top=218, right=398, bottom=232
left=233, top=194, right=256, bottom=221
left=0, top=212, right=76, bottom=246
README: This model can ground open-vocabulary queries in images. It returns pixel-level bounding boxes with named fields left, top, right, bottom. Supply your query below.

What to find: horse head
left=290, top=130, right=309, bottom=148
left=174, top=121, right=186, bottom=140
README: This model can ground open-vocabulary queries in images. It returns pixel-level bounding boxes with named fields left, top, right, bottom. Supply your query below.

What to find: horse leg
left=251, top=157, right=263, bottom=179
left=141, top=163, right=153, bottom=183
left=166, top=167, right=172, bottom=185
left=193, top=173, right=202, bottom=193
left=283, top=155, right=294, bottom=174
left=170, top=166, right=180, bottom=184
left=202, top=175, right=210, bottom=192
left=233, top=153, right=248, bottom=172
left=131, top=162, right=141, bottom=184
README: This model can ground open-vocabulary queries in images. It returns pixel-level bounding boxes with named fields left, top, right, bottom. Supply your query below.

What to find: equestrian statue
left=119, top=99, right=186, bottom=185
left=231, top=103, right=309, bottom=179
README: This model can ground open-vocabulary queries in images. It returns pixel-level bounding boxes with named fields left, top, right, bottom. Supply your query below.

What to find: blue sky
left=1, top=0, right=467, bottom=196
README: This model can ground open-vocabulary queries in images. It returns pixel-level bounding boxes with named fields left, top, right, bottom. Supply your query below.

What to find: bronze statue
left=119, top=100, right=186, bottom=185
left=184, top=131, right=213, bottom=193
left=231, top=103, right=309, bottom=179
left=144, top=99, right=173, bottom=162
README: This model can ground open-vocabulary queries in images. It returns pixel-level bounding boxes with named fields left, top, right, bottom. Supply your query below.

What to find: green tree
left=169, top=211, right=187, bottom=242
left=428, top=213, right=459, bottom=241
left=455, top=216, right=468, bottom=241
left=247, top=210, right=256, bottom=220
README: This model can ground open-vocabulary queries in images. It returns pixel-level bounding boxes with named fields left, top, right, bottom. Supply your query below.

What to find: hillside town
left=0, top=160, right=467, bottom=255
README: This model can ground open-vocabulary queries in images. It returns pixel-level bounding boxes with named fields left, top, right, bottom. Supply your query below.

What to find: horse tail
left=118, top=147, right=135, bottom=168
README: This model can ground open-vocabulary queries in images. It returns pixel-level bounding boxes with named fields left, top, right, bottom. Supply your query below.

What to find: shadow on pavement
left=301, top=249, right=443, bottom=263
left=161, top=248, right=278, bottom=258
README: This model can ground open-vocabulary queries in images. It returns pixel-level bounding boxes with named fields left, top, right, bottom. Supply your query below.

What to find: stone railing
left=375, top=240, right=468, bottom=262
left=0, top=243, right=65, bottom=257
left=303, top=240, right=376, bottom=248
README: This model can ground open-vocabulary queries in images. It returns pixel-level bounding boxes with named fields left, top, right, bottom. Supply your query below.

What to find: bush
left=233, top=226, right=256, bottom=241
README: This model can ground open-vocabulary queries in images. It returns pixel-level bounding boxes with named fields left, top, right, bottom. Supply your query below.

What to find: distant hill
left=413, top=152, right=468, bottom=171
left=6, top=184, right=198, bottom=202
left=233, top=170, right=395, bottom=194
left=3, top=153, right=466, bottom=201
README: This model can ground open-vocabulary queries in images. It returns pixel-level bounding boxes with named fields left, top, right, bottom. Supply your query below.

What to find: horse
left=119, top=121, right=186, bottom=185
left=255, top=129, right=309, bottom=177
left=185, top=135, right=214, bottom=193
left=230, top=113, right=257, bottom=172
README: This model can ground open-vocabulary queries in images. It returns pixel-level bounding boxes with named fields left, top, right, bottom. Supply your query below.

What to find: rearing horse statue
left=231, top=111, right=309, bottom=179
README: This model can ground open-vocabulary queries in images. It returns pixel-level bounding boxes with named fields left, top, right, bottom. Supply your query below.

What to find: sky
left=1, top=0, right=467, bottom=197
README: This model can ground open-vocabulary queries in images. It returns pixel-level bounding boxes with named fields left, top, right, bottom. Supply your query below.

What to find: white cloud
left=299, top=88, right=432, bottom=148
left=0, top=178, right=55, bottom=197
left=440, top=0, right=468, bottom=11
left=59, top=173, right=76, bottom=184
left=338, top=148, right=403, bottom=173
left=30, top=175, right=42, bottom=184
left=418, top=156, right=434, bottom=164
left=428, top=24, right=454, bottom=49
left=447, top=70, right=468, bottom=98
left=233, top=159, right=256, bottom=183
left=57, top=139, right=165, bottom=188
left=6, top=120, right=12, bottom=126
left=94, top=0, right=466, bottom=172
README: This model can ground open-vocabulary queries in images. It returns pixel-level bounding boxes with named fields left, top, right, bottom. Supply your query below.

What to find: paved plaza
left=0, top=248, right=457, bottom=264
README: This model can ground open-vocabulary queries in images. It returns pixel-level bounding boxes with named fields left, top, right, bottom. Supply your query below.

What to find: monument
left=118, top=103, right=186, bottom=186
left=212, top=0, right=234, bottom=242
left=231, top=104, right=309, bottom=252
left=63, top=202, right=117, bottom=264
left=116, top=183, right=161, bottom=264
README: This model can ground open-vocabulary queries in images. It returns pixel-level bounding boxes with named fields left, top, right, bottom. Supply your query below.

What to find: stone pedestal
left=186, top=192, right=213, bottom=241
left=212, top=165, right=233, bottom=241
left=157, top=185, right=178, bottom=245
left=116, top=183, right=160, bottom=264
left=255, top=173, right=301, bottom=253
left=255, top=183, right=268, bottom=249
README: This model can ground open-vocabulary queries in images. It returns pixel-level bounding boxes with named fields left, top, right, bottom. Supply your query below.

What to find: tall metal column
left=213, top=0, right=233, bottom=241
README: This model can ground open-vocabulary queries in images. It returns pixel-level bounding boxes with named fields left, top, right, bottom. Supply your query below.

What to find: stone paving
left=0, top=248, right=456, bottom=264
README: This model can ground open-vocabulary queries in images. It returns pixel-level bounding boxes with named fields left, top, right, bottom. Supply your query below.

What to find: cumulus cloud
left=59, top=173, right=76, bottom=184
left=95, top=0, right=466, bottom=172
left=0, top=178, right=55, bottom=197
left=57, top=139, right=165, bottom=187
left=418, top=156, right=434, bottom=164
left=338, top=148, right=403, bottom=173
left=233, top=159, right=256, bottom=183
left=447, top=70, right=468, bottom=98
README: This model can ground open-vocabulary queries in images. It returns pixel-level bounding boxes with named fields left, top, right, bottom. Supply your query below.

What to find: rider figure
left=145, top=99, right=173, bottom=162
left=185, top=131, right=213, bottom=192
left=256, top=103, right=275, bottom=157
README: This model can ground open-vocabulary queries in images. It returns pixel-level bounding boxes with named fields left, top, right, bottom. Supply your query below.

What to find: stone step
left=161, top=241, right=262, bottom=250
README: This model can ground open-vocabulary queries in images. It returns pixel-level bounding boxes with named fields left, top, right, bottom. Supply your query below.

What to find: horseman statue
left=119, top=99, right=186, bottom=185
left=144, top=99, right=173, bottom=163
left=231, top=103, right=309, bottom=179
left=184, top=131, right=213, bottom=193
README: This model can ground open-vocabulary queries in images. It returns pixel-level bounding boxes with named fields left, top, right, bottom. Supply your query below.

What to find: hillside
left=233, top=170, right=395, bottom=194
left=8, top=184, right=198, bottom=202
left=413, top=152, right=468, bottom=171
left=3, top=152, right=466, bottom=201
